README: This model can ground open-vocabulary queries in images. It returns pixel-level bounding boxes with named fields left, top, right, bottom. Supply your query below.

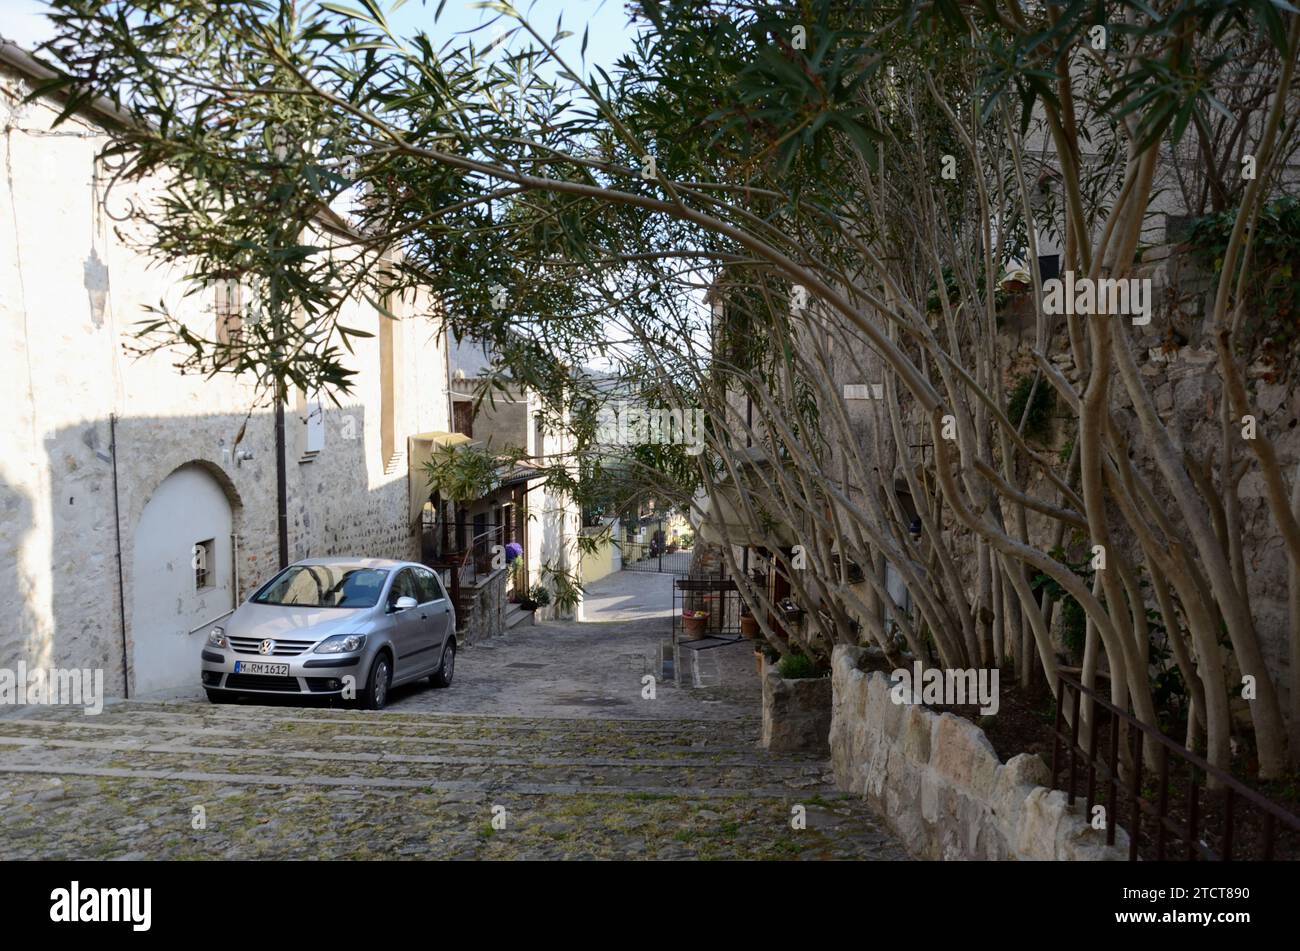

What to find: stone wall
left=1013, top=244, right=1300, bottom=686
left=459, top=569, right=506, bottom=645
left=829, top=646, right=1128, bottom=860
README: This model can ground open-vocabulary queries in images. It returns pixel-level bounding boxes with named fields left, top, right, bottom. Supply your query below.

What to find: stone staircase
left=0, top=699, right=908, bottom=861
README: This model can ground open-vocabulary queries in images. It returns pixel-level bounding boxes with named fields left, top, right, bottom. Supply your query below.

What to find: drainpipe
left=275, top=383, right=289, bottom=569
left=231, top=531, right=241, bottom=606
left=445, top=327, right=455, bottom=431
left=109, top=413, right=129, bottom=698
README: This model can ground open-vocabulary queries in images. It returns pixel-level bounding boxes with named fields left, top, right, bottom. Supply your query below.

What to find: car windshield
left=253, top=565, right=388, bottom=609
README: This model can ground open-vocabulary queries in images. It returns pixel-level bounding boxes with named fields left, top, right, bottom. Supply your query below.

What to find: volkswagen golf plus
left=200, top=558, right=456, bottom=709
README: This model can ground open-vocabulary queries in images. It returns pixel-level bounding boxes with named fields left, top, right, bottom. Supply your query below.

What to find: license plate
left=233, top=661, right=290, bottom=676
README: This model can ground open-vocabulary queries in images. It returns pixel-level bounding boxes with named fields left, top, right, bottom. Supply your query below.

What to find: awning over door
left=408, top=431, right=476, bottom=529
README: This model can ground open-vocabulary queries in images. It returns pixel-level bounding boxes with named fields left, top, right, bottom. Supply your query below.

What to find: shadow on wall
left=18, top=403, right=420, bottom=697
left=0, top=469, right=42, bottom=675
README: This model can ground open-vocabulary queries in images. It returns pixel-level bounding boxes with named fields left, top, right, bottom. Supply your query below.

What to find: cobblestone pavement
left=0, top=591, right=907, bottom=860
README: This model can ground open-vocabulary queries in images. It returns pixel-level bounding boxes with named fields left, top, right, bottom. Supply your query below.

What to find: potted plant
left=682, top=609, right=709, bottom=638
left=740, top=609, right=760, bottom=638
left=533, top=585, right=552, bottom=609
left=521, top=585, right=550, bottom=613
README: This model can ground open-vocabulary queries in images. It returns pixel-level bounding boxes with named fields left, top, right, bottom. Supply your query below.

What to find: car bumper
left=200, top=648, right=366, bottom=696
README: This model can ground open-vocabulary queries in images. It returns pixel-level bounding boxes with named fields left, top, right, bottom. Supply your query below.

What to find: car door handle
left=420, top=613, right=428, bottom=620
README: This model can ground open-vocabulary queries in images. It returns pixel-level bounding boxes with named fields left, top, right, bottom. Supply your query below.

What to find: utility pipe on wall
left=109, top=413, right=129, bottom=698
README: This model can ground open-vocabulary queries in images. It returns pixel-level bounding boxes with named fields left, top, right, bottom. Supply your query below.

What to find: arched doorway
left=131, top=464, right=235, bottom=695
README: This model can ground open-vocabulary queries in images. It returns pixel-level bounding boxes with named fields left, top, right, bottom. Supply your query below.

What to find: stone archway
left=130, top=463, right=238, bottom=696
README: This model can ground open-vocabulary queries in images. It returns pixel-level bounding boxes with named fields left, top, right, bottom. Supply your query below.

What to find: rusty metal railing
left=1051, top=673, right=1300, bottom=860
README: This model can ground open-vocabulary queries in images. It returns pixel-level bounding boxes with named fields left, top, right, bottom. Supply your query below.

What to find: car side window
left=415, top=567, right=444, bottom=604
left=387, top=569, right=416, bottom=610
left=429, top=570, right=447, bottom=602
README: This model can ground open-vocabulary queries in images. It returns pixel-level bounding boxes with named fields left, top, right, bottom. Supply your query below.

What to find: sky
left=0, top=0, right=639, bottom=71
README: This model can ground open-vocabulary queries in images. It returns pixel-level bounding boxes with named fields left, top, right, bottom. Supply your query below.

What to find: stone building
left=0, top=43, right=453, bottom=697
left=446, top=333, right=583, bottom=619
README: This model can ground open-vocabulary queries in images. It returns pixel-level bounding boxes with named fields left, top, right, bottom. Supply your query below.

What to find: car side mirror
left=394, top=596, right=418, bottom=612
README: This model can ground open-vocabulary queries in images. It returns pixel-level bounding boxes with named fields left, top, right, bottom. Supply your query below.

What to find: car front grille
left=224, top=674, right=303, bottom=692
left=228, top=637, right=315, bottom=657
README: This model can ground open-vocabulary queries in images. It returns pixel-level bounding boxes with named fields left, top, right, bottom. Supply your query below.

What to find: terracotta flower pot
left=682, top=611, right=708, bottom=638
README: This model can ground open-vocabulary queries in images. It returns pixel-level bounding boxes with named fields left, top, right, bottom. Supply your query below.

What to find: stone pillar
left=761, top=667, right=833, bottom=754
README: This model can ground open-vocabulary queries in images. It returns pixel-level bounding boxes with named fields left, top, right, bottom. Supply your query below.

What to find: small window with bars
left=193, top=538, right=215, bottom=590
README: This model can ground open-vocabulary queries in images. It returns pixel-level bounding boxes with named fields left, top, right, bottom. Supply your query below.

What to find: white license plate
left=233, top=661, right=290, bottom=677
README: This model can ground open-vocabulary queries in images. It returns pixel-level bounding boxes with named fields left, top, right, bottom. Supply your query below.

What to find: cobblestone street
left=0, top=577, right=907, bottom=860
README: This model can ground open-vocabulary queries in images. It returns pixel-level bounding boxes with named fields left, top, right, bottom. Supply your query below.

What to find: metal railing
left=673, top=577, right=742, bottom=642
left=420, top=517, right=511, bottom=630
left=1050, top=673, right=1300, bottom=860
left=437, top=524, right=506, bottom=588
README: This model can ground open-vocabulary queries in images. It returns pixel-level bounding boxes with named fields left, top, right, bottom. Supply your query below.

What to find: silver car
left=200, top=558, right=456, bottom=709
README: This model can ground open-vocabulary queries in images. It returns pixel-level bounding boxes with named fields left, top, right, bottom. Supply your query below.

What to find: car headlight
left=207, top=627, right=228, bottom=649
left=314, top=633, right=368, bottom=654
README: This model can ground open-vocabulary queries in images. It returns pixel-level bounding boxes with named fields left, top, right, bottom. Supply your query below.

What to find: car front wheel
left=431, top=640, right=455, bottom=688
left=361, top=654, right=391, bottom=710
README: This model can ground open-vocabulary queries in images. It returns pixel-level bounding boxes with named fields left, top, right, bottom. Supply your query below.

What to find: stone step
left=0, top=715, right=804, bottom=763
left=0, top=715, right=777, bottom=754
left=0, top=759, right=842, bottom=803
left=0, top=734, right=830, bottom=782
left=505, top=603, right=535, bottom=630
left=40, top=700, right=759, bottom=733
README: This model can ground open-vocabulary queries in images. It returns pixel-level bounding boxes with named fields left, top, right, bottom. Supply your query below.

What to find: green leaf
left=1169, top=96, right=1196, bottom=145
left=318, top=2, right=375, bottom=23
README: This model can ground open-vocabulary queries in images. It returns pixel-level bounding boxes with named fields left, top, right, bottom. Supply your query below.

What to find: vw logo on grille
left=258, top=639, right=276, bottom=655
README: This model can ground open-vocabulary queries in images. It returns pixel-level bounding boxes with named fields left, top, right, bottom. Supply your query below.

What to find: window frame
left=193, top=538, right=215, bottom=591
left=386, top=568, right=419, bottom=612
left=414, top=566, right=445, bottom=604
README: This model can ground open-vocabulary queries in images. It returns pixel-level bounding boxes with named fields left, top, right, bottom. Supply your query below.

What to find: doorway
left=131, top=463, right=236, bottom=695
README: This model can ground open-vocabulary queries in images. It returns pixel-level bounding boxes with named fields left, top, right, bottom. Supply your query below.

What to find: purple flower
left=505, top=542, right=523, bottom=563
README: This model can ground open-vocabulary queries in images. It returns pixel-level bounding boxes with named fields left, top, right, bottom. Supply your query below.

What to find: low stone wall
left=459, top=569, right=506, bottom=645
left=829, top=645, right=1128, bottom=860
left=761, top=667, right=832, bottom=754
